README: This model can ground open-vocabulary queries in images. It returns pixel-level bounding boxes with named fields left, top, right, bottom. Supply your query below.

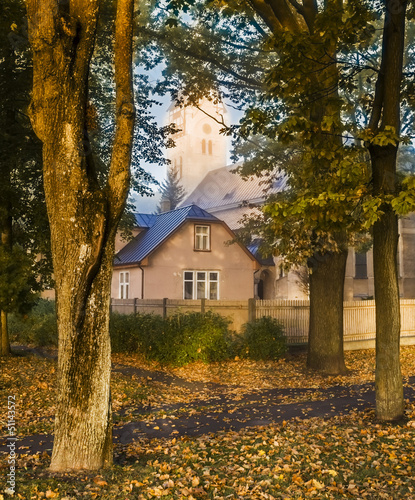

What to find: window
left=202, top=139, right=206, bottom=154
left=208, top=140, right=212, bottom=155
left=119, top=271, right=130, bottom=299
left=195, top=225, right=210, bottom=251
left=355, top=252, right=368, bottom=279
left=183, top=271, right=219, bottom=299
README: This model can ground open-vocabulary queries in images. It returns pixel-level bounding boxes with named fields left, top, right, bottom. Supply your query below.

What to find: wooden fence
left=111, top=298, right=415, bottom=350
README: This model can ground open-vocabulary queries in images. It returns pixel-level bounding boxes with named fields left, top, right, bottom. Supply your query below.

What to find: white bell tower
left=166, top=98, right=229, bottom=195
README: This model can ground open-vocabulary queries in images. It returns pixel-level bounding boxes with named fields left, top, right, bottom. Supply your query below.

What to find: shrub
left=110, top=310, right=234, bottom=366
left=8, top=299, right=58, bottom=347
left=110, top=312, right=164, bottom=354
left=240, top=316, right=287, bottom=361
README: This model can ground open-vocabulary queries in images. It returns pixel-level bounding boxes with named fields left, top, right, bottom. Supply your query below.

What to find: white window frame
left=194, top=225, right=210, bottom=251
left=119, top=271, right=130, bottom=299
left=183, top=271, right=219, bottom=300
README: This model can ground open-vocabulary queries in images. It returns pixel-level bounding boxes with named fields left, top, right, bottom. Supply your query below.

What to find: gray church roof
left=114, top=205, right=219, bottom=265
left=181, top=165, right=287, bottom=229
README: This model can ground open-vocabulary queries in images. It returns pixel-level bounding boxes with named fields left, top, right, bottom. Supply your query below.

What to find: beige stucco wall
left=111, top=221, right=258, bottom=301
left=401, top=213, right=415, bottom=298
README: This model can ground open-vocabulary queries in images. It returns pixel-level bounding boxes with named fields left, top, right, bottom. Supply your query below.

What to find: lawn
left=1, top=346, right=415, bottom=499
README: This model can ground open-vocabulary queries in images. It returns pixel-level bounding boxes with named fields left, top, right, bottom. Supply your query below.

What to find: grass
left=1, top=346, right=415, bottom=499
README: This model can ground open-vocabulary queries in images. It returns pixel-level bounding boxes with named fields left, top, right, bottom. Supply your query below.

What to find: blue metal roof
left=115, top=205, right=220, bottom=265
left=247, top=239, right=275, bottom=266
left=134, top=213, right=157, bottom=228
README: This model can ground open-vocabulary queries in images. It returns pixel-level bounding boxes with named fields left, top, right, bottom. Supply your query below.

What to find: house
left=111, top=204, right=260, bottom=301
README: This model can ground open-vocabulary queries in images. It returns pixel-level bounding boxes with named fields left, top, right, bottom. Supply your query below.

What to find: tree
left=143, top=0, right=377, bottom=374
left=0, top=0, right=52, bottom=356
left=25, top=0, right=135, bottom=471
left=152, top=0, right=415, bottom=419
left=365, top=0, right=408, bottom=421
left=157, top=165, right=186, bottom=211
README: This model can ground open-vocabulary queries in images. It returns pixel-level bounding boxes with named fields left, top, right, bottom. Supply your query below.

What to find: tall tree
left=25, top=0, right=135, bottom=470
left=157, top=165, right=186, bottom=211
left=0, top=0, right=51, bottom=356
left=366, top=0, right=407, bottom=421
left=143, top=0, right=377, bottom=374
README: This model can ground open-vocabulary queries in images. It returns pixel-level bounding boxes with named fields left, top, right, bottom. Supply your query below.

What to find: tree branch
left=107, top=0, right=135, bottom=219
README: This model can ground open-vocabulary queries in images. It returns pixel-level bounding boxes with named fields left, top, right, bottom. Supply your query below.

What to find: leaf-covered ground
left=1, top=346, right=415, bottom=499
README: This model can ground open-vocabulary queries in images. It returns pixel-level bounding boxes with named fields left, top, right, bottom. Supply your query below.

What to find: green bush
left=240, top=316, right=287, bottom=361
left=110, top=311, right=234, bottom=366
left=8, top=299, right=57, bottom=347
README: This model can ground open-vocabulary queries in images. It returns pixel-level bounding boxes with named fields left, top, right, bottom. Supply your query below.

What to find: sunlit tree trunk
left=25, top=0, right=135, bottom=470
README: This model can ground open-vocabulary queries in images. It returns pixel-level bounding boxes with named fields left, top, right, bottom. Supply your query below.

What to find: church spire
left=166, top=97, right=229, bottom=195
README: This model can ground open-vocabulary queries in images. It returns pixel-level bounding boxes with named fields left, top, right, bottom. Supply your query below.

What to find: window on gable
left=355, top=252, right=368, bottom=279
left=195, top=225, right=210, bottom=251
left=202, top=139, right=206, bottom=154
left=208, top=140, right=212, bottom=155
left=119, top=271, right=130, bottom=299
left=183, top=271, right=219, bottom=299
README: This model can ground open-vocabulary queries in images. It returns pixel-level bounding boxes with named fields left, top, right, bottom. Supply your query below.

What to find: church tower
left=166, top=98, right=229, bottom=195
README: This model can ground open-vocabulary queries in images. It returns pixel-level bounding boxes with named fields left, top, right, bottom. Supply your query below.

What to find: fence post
left=134, top=298, right=138, bottom=314
left=162, top=298, right=168, bottom=319
left=201, top=298, right=206, bottom=314
left=248, top=298, right=256, bottom=323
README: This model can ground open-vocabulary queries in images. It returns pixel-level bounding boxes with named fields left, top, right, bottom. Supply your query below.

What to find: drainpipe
left=138, top=263, right=144, bottom=299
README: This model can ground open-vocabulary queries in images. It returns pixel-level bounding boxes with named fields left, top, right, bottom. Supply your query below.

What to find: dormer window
left=195, top=225, right=210, bottom=251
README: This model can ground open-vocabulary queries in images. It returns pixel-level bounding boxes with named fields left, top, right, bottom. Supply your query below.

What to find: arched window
left=202, top=139, right=206, bottom=154
left=208, top=140, right=212, bottom=155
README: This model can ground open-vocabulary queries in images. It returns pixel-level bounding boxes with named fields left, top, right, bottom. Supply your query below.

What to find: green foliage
left=157, top=165, right=187, bottom=211
left=239, top=316, right=287, bottom=361
left=110, top=311, right=234, bottom=366
left=8, top=299, right=57, bottom=347
left=0, top=245, right=41, bottom=314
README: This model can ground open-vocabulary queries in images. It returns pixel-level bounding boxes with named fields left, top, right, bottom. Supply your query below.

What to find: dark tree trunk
left=307, top=246, right=348, bottom=375
left=370, top=144, right=404, bottom=420
left=367, top=0, right=407, bottom=421
left=26, top=0, right=135, bottom=470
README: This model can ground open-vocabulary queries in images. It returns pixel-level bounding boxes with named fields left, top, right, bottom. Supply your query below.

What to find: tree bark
left=0, top=311, right=10, bottom=357
left=25, top=0, right=135, bottom=470
left=0, top=207, right=13, bottom=357
left=367, top=0, right=407, bottom=421
left=307, top=246, right=348, bottom=374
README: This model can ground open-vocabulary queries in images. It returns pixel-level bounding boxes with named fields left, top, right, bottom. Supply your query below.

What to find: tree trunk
left=307, top=247, right=348, bottom=375
left=370, top=145, right=404, bottom=421
left=0, top=311, right=10, bottom=357
left=367, top=0, right=407, bottom=421
left=26, top=0, right=135, bottom=470
left=0, top=209, right=13, bottom=357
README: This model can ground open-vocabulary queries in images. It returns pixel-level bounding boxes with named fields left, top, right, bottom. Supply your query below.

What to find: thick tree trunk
left=307, top=246, right=348, bottom=374
left=26, top=0, right=135, bottom=470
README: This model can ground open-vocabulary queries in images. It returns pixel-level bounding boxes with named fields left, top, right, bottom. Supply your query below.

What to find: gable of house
left=111, top=204, right=260, bottom=301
